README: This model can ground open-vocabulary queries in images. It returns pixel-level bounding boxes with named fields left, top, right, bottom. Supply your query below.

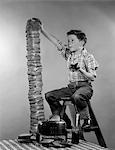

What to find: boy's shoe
left=49, top=114, right=60, bottom=121
left=66, top=124, right=72, bottom=129
left=82, top=119, right=91, bottom=129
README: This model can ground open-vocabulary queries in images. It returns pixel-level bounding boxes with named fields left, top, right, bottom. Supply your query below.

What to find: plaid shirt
left=58, top=46, right=99, bottom=82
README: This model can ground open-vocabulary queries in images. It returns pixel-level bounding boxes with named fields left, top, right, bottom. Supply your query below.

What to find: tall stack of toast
left=26, top=18, right=45, bottom=135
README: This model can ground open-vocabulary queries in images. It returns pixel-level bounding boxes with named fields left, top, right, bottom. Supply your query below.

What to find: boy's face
left=67, top=34, right=83, bottom=52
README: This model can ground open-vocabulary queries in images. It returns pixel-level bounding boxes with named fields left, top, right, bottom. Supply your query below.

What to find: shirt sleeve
left=86, top=54, right=99, bottom=77
left=57, top=44, right=70, bottom=60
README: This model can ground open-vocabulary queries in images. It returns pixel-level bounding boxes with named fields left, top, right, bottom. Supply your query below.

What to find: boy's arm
left=40, top=25, right=70, bottom=60
left=41, top=26, right=63, bottom=50
left=79, top=68, right=95, bottom=81
left=79, top=54, right=99, bottom=81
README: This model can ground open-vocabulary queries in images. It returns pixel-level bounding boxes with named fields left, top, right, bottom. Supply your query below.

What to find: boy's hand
left=37, top=23, right=43, bottom=33
left=31, top=18, right=43, bottom=31
left=39, top=23, right=44, bottom=32
left=69, top=63, right=80, bottom=71
left=74, top=63, right=80, bottom=70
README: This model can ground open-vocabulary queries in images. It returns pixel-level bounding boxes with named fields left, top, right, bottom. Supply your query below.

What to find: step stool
left=59, top=97, right=107, bottom=148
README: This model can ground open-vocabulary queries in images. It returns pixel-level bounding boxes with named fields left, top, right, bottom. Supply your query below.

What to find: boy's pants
left=45, top=81, right=93, bottom=126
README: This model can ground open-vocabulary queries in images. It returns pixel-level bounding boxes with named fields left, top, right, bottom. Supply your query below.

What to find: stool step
left=64, top=101, right=73, bottom=105
left=83, top=126, right=99, bottom=132
left=60, top=97, right=71, bottom=101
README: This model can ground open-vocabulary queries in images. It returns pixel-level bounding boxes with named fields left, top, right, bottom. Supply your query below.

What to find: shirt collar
left=81, top=47, right=88, bottom=56
left=70, top=47, right=86, bottom=56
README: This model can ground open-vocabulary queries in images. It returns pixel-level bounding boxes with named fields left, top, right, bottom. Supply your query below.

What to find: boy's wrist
left=79, top=68, right=84, bottom=73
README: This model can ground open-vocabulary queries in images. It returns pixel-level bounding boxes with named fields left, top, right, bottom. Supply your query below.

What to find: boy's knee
left=45, top=91, right=54, bottom=102
left=45, top=92, right=50, bottom=100
left=71, top=94, right=87, bottom=109
left=72, top=94, right=81, bottom=103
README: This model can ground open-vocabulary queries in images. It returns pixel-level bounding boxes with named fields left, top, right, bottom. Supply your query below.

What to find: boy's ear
left=80, top=40, right=84, bottom=46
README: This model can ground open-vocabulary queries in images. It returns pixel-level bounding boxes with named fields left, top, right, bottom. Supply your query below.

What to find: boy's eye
left=71, top=40, right=74, bottom=43
left=68, top=39, right=74, bottom=43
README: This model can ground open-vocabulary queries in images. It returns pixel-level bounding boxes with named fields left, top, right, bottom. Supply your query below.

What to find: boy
left=40, top=25, right=98, bottom=129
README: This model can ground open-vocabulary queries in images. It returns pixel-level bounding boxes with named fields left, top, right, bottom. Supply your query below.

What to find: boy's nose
left=69, top=45, right=72, bottom=48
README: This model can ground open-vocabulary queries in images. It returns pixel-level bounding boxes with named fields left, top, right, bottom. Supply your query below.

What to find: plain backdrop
left=0, top=0, right=115, bottom=149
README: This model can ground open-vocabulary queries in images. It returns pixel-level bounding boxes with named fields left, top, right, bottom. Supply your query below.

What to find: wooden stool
left=59, top=97, right=107, bottom=148
left=59, top=97, right=80, bottom=127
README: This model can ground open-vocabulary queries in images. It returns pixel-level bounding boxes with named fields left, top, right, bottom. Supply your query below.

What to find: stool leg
left=74, top=105, right=86, bottom=141
left=60, top=101, right=66, bottom=119
left=74, top=105, right=80, bottom=127
left=87, top=101, right=107, bottom=148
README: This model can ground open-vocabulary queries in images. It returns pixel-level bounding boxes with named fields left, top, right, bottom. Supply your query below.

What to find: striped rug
left=0, top=139, right=110, bottom=150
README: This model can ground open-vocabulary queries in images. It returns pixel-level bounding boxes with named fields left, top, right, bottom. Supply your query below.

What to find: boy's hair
left=66, top=30, right=87, bottom=46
